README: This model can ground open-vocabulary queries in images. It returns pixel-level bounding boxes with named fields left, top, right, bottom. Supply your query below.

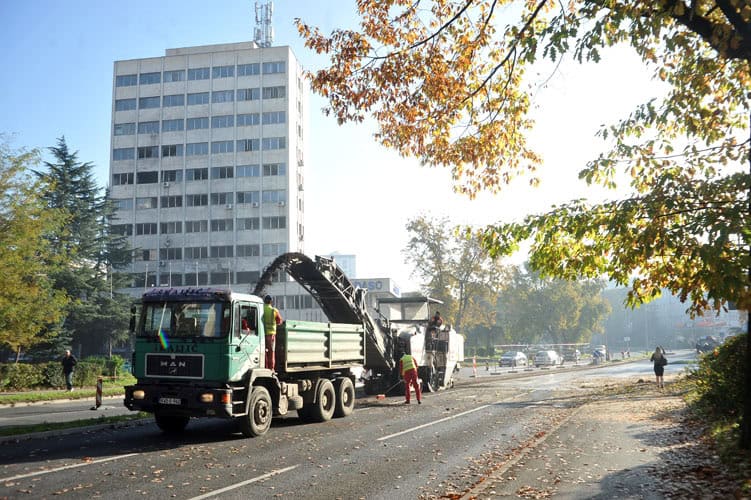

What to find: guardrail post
left=95, top=376, right=103, bottom=409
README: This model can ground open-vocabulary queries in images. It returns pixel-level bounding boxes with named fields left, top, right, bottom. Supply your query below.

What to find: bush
left=72, top=361, right=103, bottom=387
left=689, top=334, right=746, bottom=420
left=0, top=363, right=45, bottom=390
left=42, top=362, right=65, bottom=388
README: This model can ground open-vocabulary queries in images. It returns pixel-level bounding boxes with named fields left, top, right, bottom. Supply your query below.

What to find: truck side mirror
left=129, top=305, right=137, bottom=333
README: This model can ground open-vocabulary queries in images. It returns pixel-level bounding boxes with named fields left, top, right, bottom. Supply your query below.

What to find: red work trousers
left=403, top=368, right=421, bottom=403
left=265, top=335, right=276, bottom=371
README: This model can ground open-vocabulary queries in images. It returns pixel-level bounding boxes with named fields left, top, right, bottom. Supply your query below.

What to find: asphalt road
left=0, top=352, right=697, bottom=499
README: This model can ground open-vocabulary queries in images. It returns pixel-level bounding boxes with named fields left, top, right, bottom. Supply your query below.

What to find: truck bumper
left=124, top=384, right=235, bottom=418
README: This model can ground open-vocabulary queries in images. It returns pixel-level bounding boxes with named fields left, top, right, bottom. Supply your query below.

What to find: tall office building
left=108, top=41, right=317, bottom=317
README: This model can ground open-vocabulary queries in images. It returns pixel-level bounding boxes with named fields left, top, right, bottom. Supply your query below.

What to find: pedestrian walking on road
left=400, top=352, right=422, bottom=404
left=61, top=349, right=77, bottom=391
left=650, top=347, right=667, bottom=388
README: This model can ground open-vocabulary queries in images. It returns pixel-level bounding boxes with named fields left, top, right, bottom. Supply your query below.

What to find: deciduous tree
left=299, top=0, right=751, bottom=447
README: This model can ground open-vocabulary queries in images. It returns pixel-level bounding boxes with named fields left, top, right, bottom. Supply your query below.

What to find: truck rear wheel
left=310, top=379, right=335, bottom=422
left=333, top=377, right=355, bottom=418
left=238, top=386, right=272, bottom=437
left=155, top=413, right=189, bottom=434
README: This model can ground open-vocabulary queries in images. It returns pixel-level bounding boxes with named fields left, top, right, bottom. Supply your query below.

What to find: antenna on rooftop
left=254, top=1, right=274, bottom=48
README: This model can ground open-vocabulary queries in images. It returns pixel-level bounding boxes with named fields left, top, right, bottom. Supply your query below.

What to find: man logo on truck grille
left=146, top=354, right=204, bottom=379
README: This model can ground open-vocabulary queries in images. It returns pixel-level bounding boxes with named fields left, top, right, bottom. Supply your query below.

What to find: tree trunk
left=14, top=346, right=21, bottom=364
left=743, top=110, right=751, bottom=450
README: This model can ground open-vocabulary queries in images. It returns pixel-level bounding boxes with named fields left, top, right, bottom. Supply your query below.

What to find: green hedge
left=0, top=355, right=129, bottom=391
left=689, top=334, right=746, bottom=420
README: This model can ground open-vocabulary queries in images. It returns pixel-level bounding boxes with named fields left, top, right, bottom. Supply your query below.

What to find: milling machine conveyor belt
left=253, top=252, right=395, bottom=369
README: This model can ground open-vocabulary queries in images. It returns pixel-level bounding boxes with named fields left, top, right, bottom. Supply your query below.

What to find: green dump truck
left=124, top=287, right=364, bottom=437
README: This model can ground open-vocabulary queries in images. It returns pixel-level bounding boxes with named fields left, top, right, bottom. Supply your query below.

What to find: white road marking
left=377, top=405, right=492, bottom=441
left=187, top=465, right=299, bottom=500
left=0, top=453, right=140, bottom=483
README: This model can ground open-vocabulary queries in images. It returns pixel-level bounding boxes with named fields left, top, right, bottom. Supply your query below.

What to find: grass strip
left=0, top=412, right=150, bottom=437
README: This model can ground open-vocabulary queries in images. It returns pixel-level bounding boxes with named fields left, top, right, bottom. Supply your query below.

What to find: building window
left=188, top=67, right=210, bottom=80
left=263, top=163, right=286, bottom=176
left=113, top=199, right=133, bottom=210
left=262, top=137, right=286, bottom=150
left=160, top=248, right=183, bottom=260
left=212, top=115, right=234, bottom=128
left=187, top=117, right=209, bottom=130
left=137, top=146, right=159, bottom=159
left=237, top=164, right=260, bottom=177
left=262, top=86, right=286, bottom=99
left=113, top=148, right=135, bottom=161
left=139, top=72, right=161, bottom=85
left=262, top=242, right=286, bottom=256
left=186, top=142, right=209, bottom=156
left=111, top=223, right=133, bottom=236
left=136, top=197, right=158, bottom=210
left=238, top=217, right=260, bottom=230
left=115, top=98, right=137, bottom=111
left=163, top=94, right=185, bottom=107
left=187, top=92, right=210, bottom=105
left=237, top=271, right=260, bottom=283
left=160, top=221, right=182, bottom=234
left=238, top=63, right=260, bottom=76
left=237, top=191, right=260, bottom=204
left=212, top=65, right=234, bottom=78
left=263, top=216, right=286, bottom=229
left=136, top=222, right=158, bottom=235
left=137, top=121, right=160, bottom=134
left=136, top=171, right=159, bottom=184
left=112, top=172, right=134, bottom=185
left=160, top=144, right=183, bottom=157
left=160, top=195, right=183, bottom=208
left=210, top=246, right=234, bottom=258
left=237, top=113, right=260, bottom=126
left=211, top=219, right=234, bottom=231
left=139, top=249, right=158, bottom=261
left=185, top=247, right=208, bottom=259
left=237, top=139, right=259, bottom=152
left=262, top=61, right=285, bottom=74
left=262, top=190, right=286, bottom=203
left=163, top=69, right=185, bottom=82
left=212, top=90, right=234, bottom=103
left=211, top=141, right=234, bottom=154
left=162, top=118, right=184, bottom=132
left=114, top=123, right=135, bottom=136
left=262, top=111, right=286, bottom=125
left=211, top=166, right=234, bottom=179
left=116, top=74, right=137, bottom=87
left=161, top=169, right=183, bottom=182
left=237, top=244, right=260, bottom=257
left=185, top=220, right=208, bottom=233
left=186, top=168, right=209, bottom=181
left=139, top=96, right=160, bottom=109
left=186, top=194, right=208, bottom=206
left=210, top=192, right=234, bottom=205
left=237, top=88, right=260, bottom=101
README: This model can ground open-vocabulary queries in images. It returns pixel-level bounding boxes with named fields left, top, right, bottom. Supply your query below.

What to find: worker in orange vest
left=262, top=295, right=283, bottom=371
left=399, top=352, right=422, bottom=404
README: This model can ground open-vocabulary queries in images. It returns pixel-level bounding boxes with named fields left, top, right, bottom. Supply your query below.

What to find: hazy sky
left=0, top=1, right=658, bottom=291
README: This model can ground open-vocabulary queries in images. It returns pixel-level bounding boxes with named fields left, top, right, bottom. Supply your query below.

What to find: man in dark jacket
left=61, top=349, right=77, bottom=391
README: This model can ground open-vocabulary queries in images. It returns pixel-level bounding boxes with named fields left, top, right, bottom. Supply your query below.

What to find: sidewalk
left=461, top=378, right=744, bottom=499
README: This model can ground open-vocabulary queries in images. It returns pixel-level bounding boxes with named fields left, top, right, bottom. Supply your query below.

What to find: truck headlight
left=133, top=390, right=145, bottom=400
left=199, top=393, right=214, bottom=403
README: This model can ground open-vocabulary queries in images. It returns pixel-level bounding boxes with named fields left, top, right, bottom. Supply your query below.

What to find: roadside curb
left=0, top=417, right=153, bottom=445
left=0, top=394, right=124, bottom=409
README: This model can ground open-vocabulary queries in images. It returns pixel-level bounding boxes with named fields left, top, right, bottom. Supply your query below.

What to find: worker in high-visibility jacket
left=262, top=295, right=283, bottom=371
left=399, top=352, right=422, bottom=404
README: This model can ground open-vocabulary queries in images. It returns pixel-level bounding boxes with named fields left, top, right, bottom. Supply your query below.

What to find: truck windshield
left=139, top=301, right=230, bottom=339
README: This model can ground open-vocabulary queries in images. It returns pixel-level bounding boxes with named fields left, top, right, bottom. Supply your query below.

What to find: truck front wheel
left=155, top=413, right=189, bottom=434
left=310, top=379, right=335, bottom=422
left=333, top=377, right=355, bottom=418
left=239, top=386, right=272, bottom=437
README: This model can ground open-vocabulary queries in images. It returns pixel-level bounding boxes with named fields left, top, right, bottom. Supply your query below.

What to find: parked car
left=499, top=351, right=528, bottom=367
left=534, top=350, right=563, bottom=367
left=563, top=349, right=581, bottom=363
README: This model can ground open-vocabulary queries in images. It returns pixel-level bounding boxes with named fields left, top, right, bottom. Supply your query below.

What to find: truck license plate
left=158, top=397, right=181, bottom=405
